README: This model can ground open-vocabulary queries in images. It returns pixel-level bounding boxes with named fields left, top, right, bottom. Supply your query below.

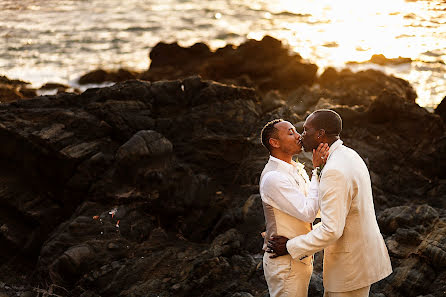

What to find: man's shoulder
left=330, top=144, right=362, bottom=163
left=323, top=146, right=353, bottom=172
left=262, top=170, right=287, bottom=184
left=324, top=144, right=368, bottom=178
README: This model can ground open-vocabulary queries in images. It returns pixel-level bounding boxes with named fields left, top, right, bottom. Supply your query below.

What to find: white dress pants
left=263, top=253, right=313, bottom=297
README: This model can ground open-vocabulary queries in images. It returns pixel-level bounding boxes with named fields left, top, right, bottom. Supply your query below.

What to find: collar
left=327, top=139, right=343, bottom=161
left=269, top=155, right=303, bottom=175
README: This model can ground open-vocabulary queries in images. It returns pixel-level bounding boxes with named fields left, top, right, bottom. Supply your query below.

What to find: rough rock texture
left=435, top=96, right=446, bottom=123
left=78, top=68, right=138, bottom=85
left=318, top=68, right=417, bottom=107
left=348, top=54, right=412, bottom=66
left=141, top=35, right=318, bottom=93
left=0, top=40, right=444, bottom=297
left=79, top=36, right=318, bottom=95
left=0, top=75, right=37, bottom=102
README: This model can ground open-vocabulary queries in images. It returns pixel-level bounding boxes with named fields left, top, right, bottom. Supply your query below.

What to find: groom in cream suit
left=268, top=110, right=392, bottom=297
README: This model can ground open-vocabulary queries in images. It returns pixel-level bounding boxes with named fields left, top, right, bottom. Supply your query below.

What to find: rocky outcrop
left=0, top=43, right=444, bottom=296
left=435, top=96, right=446, bottom=123
left=0, top=75, right=37, bottom=102
left=376, top=205, right=445, bottom=297
left=142, top=36, right=318, bottom=93
left=78, top=68, right=138, bottom=85
left=348, top=54, right=412, bottom=66
left=317, top=67, right=417, bottom=107
left=78, top=36, right=318, bottom=95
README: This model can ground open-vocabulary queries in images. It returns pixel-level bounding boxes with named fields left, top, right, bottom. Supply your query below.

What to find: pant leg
left=263, top=253, right=313, bottom=297
left=324, top=285, right=371, bottom=297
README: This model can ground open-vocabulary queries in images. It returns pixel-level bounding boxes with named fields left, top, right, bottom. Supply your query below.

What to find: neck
left=271, top=151, right=293, bottom=164
left=325, top=136, right=340, bottom=147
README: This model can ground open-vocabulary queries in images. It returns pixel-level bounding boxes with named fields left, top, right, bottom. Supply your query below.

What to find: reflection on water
left=0, top=0, right=444, bottom=108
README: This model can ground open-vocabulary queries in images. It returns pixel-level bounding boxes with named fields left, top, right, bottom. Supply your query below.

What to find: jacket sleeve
left=286, top=169, right=352, bottom=259
left=261, top=172, right=320, bottom=223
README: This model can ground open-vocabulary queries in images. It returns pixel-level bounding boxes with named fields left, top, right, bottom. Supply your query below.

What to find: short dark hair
left=311, top=109, right=342, bottom=135
left=261, top=119, right=283, bottom=151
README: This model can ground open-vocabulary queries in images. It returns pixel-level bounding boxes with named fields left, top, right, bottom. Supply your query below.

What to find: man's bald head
left=309, top=109, right=342, bottom=136
left=301, top=109, right=342, bottom=151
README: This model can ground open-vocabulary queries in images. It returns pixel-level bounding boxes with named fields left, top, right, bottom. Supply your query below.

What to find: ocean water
left=0, top=0, right=445, bottom=108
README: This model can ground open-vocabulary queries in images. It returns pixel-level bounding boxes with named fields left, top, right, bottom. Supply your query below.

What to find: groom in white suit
left=268, top=109, right=392, bottom=297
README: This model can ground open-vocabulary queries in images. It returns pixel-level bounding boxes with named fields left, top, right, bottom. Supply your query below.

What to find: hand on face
left=312, top=143, right=329, bottom=167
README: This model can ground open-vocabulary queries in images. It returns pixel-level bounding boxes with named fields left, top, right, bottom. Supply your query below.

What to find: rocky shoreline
left=0, top=36, right=444, bottom=297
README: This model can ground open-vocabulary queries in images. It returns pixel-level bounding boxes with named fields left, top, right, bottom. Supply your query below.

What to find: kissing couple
left=259, top=109, right=392, bottom=297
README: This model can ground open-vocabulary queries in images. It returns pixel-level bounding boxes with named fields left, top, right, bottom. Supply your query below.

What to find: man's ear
left=318, top=129, right=326, bottom=139
left=269, top=138, right=280, bottom=149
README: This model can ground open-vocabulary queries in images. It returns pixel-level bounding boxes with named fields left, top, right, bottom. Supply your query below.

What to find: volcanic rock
left=435, top=96, right=446, bottom=123
left=0, top=70, right=444, bottom=297
left=139, top=36, right=318, bottom=94
left=78, top=68, right=138, bottom=85
left=0, top=76, right=36, bottom=102
left=318, top=68, right=417, bottom=107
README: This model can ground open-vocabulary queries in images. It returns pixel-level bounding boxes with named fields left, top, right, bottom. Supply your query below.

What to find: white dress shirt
left=260, top=156, right=320, bottom=223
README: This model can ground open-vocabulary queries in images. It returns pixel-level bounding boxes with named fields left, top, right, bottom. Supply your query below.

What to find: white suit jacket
left=286, top=140, right=392, bottom=292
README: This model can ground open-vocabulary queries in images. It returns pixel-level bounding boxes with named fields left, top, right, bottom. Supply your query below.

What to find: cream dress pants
left=263, top=253, right=313, bottom=297
left=324, top=285, right=371, bottom=297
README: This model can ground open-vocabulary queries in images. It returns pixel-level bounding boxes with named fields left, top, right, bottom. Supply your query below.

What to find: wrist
left=312, top=166, right=322, bottom=177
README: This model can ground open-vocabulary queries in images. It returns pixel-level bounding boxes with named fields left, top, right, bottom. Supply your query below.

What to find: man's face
left=272, top=121, right=302, bottom=155
left=301, top=115, right=321, bottom=152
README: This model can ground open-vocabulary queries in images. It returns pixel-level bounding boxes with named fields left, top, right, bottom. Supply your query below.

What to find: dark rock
left=0, top=57, right=444, bottom=297
left=79, top=69, right=108, bottom=84
left=369, top=54, right=412, bottom=65
left=308, top=273, right=324, bottom=297
left=78, top=68, right=137, bottom=85
left=140, top=36, right=318, bottom=94
left=348, top=54, right=412, bottom=66
left=318, top=68, right=417, bottom=106
left=210, top=229, right=242, bottom=257
left=378, top=205, right=439, bottom=234
left=49, top=244, right=95, bottom=284
left=238, top=194, right=265, bottom=252
left=434, top=96, right=446, bottom=123
left=261, top=90, right=286, bottom=113
left=0, top=76, right=36, bottom=102
left=149, top=42, right=212, bottom=73
left=115, top=130, right=173, bottom=162
left=231, top=293, right=254, bottom=297
left=417, top=221, right=446, bottom=269
left=40, top=82, right=69, bottom=90
left=0, top=76, right=30, bottom=86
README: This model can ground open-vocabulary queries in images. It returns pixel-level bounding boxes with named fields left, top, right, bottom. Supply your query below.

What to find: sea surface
left=0, top=0, right=445, bottom=108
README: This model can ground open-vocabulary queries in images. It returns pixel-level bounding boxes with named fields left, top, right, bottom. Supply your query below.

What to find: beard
left=301, top=139, right=318, bottom=152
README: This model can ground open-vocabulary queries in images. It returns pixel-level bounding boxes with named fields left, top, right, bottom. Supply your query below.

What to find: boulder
left=0, top=65, right=444, bottom=297
left=78, top=68, right=137, bottom=85
left=435, top=96, right=446, bottom=123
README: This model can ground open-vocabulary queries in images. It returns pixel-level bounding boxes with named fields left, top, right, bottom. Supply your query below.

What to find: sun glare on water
left=0, top=0, right=444, bottom=107
left=247, top=0, right=446, bottom=107
left=269, top=0, right=421, bottom=65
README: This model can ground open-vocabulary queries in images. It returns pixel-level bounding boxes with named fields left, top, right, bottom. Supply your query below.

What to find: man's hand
left=267, top=235, right=289, bottom=258
left=312, top=143, right=329, bottom=168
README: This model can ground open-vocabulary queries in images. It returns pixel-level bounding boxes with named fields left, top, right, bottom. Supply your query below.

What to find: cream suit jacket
left=286, top=140, right=392, bottom=292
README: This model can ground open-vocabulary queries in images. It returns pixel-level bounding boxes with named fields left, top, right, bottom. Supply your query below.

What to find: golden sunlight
left=271, top=0, right=425, bottom=64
